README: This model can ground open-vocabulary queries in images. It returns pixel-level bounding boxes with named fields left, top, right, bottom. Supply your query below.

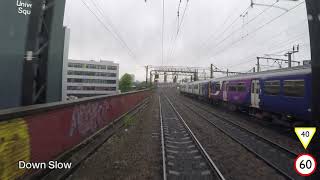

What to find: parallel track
left=159, top=95, right=225, bottom=180
left=173, top=94, right=302, bottom=180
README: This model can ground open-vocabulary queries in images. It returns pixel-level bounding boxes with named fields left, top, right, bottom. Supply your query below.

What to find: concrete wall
left=0, top=89, right=151, bottom=179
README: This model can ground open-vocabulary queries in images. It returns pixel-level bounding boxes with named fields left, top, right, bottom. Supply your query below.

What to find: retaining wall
left=0, top=89, right=151, bottom=180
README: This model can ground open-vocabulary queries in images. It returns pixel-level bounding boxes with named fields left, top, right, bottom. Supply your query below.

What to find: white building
left=62, top=59, right=119, bottom=101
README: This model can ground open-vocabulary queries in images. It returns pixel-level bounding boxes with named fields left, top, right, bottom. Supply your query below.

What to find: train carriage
left=259, top=68, right=312, bottom=121
left=179, top=65, right=312, bottom=123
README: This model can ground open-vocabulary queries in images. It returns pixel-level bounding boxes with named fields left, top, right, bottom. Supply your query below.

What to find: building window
left=67, top=70, right=117, bottom=77
left=67, top=86, right=117, bottom=91
left=283, top=80, right=305, bottom=97
left=68, top=63, right=107, bottom=70
left=106, top=73, right=117, bottom=77
left=107, top=66, right=117, bottom=70
left=264, top=80, right=280, bottom=95
left=67, top=78, right=116, bottom=84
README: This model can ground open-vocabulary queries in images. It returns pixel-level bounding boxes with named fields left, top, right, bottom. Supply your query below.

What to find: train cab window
left=283, top=80, right=305, bottom=97
left=264, top=80, right=280, bottom=95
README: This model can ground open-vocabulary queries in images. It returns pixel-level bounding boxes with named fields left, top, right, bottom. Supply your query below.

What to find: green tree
left=119, top=73, right=133, bottom=93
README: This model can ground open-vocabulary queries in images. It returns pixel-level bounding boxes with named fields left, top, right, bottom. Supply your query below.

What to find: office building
left=62, top=60, right=119, bottom=100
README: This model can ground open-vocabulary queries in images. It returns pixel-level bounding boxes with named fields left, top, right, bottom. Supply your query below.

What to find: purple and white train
left=179, top=65, right=312, bottom=124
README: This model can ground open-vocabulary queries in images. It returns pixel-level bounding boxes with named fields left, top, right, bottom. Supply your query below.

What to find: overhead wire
left=90, top=0, right=137, bottom=59
left=202, top=1, right=281, bottom=59
left=80, top=0, right=136, bottom=59
left=206, top=1, right=306, bottom=60
left=199, top=5, right=251, bottom=54
left=167, top=0, right=190, bottom=61
left=226, top=30, right=309, bottom=69
left=177, top=0, right=182, bottom=34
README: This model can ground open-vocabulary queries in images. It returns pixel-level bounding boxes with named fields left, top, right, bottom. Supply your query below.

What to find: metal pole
left=149, top=71, right=152, bottom=86
left=210, top=64, right=213, bottom=78
left=256, top=57, right=260, bottom=72
left=305, top=1, right=320, bottom=179
left=288, top=53, right=292, bottom=68
left=145, top=66, right=148, bottom=84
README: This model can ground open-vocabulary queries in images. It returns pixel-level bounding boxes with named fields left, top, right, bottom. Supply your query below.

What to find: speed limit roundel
left=294, top=154, right=317, bottom=176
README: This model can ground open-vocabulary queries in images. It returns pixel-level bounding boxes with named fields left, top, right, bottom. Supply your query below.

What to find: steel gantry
left=23, top=0, right=67, bottom=106
left=145, top=65, right=244, bottom=84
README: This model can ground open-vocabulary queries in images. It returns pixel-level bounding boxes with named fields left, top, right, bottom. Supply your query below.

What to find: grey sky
left=63, top=0, right=310, bottom=81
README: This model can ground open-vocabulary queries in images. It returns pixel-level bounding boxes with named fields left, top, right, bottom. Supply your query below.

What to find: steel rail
left=164, top=95, right=226, bottom=180
left=181, top=95, right=297, bottom=157
left=174, top=95, right=301, bottom=180
left=159, top=96, right=167, bottom=180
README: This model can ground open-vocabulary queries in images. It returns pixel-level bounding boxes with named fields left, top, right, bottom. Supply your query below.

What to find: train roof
left=180, top=80, right=209, bottom=85
left=212, top=65, right=311, bottom=82
left=180, top=65, right=311, bottom=85
left=188, top=80, right=210, bottom=84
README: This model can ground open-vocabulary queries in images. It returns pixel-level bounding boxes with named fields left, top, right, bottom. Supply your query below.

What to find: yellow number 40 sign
left=295, top=127, right=317, bottom=150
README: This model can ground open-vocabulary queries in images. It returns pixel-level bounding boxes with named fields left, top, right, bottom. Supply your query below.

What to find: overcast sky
left=63, top=0, right=310, bottom=81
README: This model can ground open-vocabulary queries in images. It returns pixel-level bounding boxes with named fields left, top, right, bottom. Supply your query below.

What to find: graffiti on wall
left=69, top=100, right=112, bottom=137
left=0, top=118, right=30, bottom=180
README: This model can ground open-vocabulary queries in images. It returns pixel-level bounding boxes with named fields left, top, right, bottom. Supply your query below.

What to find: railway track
left=169, top=94, right=303, bottom=180
left=159, top=95, right=225, bottom=180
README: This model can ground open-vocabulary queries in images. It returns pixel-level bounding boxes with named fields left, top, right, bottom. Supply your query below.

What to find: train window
left=215, top=83, right=221, bottom=91
left=283, top=80, right=305, bottom=97
left=256, top=82, right=260, bottom=94
left=264, top=80, right=280, bottom=95
left=228, top=86, right=237, bottom=91
left=237, top=83, right=246, bottom=92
